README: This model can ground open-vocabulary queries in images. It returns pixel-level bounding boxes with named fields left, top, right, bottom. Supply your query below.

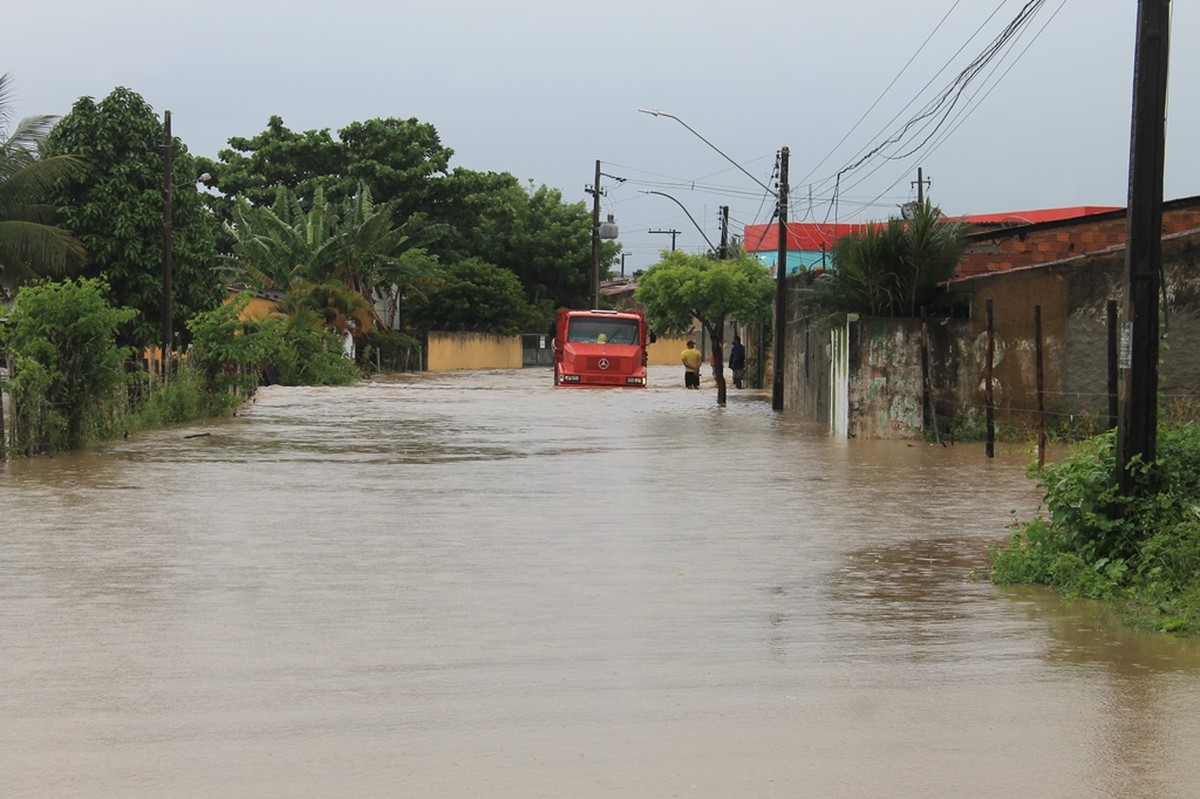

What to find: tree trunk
left=706, top=320, right=727, bottom=407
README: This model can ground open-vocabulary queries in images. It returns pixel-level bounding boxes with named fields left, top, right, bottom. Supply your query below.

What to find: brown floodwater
left=3, top=365, right=1199, bottom=797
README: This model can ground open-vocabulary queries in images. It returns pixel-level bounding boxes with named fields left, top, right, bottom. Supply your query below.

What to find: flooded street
left=4, top=365, right=1200, bottom=798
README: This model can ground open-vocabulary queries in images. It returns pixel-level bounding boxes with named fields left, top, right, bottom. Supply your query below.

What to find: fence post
left=985, top=300, right=995, bottom=458
left=0, top=358, right=7, bottom=462
left=1036, top=305, right=1045, bottom=469
left=1107, top=299, right=1119, bottom=430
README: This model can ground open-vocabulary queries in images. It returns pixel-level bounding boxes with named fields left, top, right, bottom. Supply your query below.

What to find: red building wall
left=957, top=197, right=1200, bottom=278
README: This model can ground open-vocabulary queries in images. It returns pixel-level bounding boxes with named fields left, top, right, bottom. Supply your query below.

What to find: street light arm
left=639, top=189, right=717, bottom=253
left=638, top=108, right=777, bottom=198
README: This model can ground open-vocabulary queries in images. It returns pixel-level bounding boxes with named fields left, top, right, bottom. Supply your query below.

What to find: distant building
left=742, top=206, right=1122, bottom=277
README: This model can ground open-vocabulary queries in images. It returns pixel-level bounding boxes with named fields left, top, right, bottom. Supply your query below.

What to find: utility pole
left=772, top=147, right=789, bottom=411
left=585, top=161, right=623, bottom=308
left=649, top=228, right=681, bottom=251
left=161, top=110, right=174, bottom=383
left=1118, top=0, right=1171, bottom=495
left=912, top=167, right=930, bottom=204
left=719, top=205, right=729, bottom=259
left=587, top=159, right=601, bottom=309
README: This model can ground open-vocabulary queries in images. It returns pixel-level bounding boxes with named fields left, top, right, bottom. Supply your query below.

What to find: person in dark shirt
left=728, top=336, right=746, bottom=389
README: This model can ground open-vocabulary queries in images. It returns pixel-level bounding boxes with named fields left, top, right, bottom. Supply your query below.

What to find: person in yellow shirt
left=680, top=340, right=702, bottom=389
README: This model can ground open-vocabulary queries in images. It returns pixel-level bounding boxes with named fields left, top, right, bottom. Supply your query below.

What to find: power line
left=801, top=0, right=1058, bottom=223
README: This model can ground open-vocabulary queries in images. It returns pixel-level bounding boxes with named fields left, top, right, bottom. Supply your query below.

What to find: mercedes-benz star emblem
left=598, top=358, right=610, bottom=370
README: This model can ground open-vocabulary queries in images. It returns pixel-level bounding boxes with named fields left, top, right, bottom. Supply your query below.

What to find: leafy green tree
left=408, top=257, right=537, bottom=335
left=434, top=174, right=603, bottom=319
left=805, top=200, right=967, bottom=323
left=199, top=115, right=452, bottom=229
left=201, top=115, right=604, bottom=321
left=0, top=73, right=86, bottom=293
left=2, top=278, right=135, bottom=453
left=43, top=87, right=224, bottom=348
left=636, top=250, right=774, bottom=406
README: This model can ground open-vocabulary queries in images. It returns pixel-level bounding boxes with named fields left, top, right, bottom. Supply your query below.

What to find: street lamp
left=640, top=109, right=790, bottom=410
left=638, top=189, right=717, bottom=253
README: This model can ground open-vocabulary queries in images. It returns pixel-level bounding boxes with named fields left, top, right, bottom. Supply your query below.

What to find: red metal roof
left=956, top=206, right=1120, bottom=226
left=743, top=222, right=876, bottom=253
left=743, top=206, right=1122, bottom=253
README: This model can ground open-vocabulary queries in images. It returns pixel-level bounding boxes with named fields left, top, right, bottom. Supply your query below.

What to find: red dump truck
left=553, top=308, right=652, bottom=388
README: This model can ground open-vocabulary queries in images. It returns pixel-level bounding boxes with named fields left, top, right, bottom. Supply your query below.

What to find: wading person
left=680, top=340, right=702, bottom=389
left=728, top=335, right=746, bottom=389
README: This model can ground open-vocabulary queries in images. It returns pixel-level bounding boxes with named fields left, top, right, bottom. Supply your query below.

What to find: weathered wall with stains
left=962, top=232, right=1200, bottom=421
left=788, top=230, right=1200, bottom=438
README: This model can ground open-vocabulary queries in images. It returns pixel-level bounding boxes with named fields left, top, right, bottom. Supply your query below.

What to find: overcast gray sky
left=7, top=0, right=1197, bottom=272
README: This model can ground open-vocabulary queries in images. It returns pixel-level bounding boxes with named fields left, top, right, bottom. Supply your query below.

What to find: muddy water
left=3, top=366, right=1199, bottom=798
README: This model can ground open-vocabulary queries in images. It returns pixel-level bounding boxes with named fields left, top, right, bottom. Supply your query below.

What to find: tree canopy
left=636, top=249, right=774, bottom=405
left=408, top=257, right=537, bottom=336
left=43, top=87, right=223, bottom=348
left=200, top=115, right=612, bottom=330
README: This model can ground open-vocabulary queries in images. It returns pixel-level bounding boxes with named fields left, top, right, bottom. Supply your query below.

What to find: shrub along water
left=1, top=285, right=368, bottom=457
left=991, top=424, right=1200, bottom=635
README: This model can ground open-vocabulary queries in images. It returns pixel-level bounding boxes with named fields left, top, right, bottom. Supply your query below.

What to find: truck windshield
left=566, top=317, right=640, bottom=344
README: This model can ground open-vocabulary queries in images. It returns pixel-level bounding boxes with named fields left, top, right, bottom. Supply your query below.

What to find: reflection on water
left=2, top=365, right=1199, bottom=798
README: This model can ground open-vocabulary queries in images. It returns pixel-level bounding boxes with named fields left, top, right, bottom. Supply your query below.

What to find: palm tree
left=225, top=181, right=441, bottom=331
left=805, top=201, right=966, bottom=324
left=0, top=74, right=86, bottom=293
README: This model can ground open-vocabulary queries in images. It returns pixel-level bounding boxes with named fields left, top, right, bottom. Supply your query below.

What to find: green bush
left=992, top=423, right=1200, bottom=634
left=359, top=329, right=423, bottom=373
left=2, top=279, right=135, bottom=453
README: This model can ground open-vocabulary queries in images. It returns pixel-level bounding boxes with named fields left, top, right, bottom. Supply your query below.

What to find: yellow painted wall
left=223, top=290, right=281, bottom=322
left=427, top=331, right=522, bottom=371
left=647, top=335, right=692, bottom=366
left=239, top=294, right=280, bottom=322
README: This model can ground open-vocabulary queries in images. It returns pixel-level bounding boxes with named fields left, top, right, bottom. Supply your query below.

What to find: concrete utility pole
left=1118, top=0, right=1171, bottom=495
left=772, top=147, right=789, bottom=411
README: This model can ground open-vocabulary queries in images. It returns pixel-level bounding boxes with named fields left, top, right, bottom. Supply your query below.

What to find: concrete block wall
left=958, top=199, right=1200, bottom=278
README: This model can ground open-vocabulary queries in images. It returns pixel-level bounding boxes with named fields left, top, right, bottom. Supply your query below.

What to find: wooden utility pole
left=649, top=228, right=682, bottom=251
left=1117, top=0, right=1170, bottom=494
left=913, top=167, right=930, bottom=204
left=772, top=147, right=789, bottom=411
left=985, top=299, right=995, bottom=459
left=719, top=205, right=729, bottom=259
left=161, top=110, right=174, bottom=383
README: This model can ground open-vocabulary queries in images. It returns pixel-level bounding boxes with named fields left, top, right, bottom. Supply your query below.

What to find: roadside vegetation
left=991, top=422, right=1200, bottom=635
left=0, top=75, right=620, bottom=458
